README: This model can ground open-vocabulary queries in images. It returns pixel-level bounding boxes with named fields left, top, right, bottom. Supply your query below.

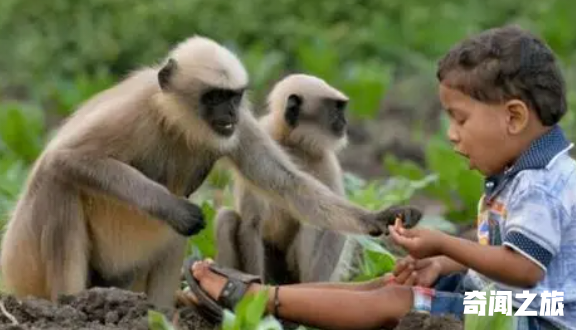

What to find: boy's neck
left=502, top=122, right=554, bottom=172
left=483, top=124, right=569, bottom=201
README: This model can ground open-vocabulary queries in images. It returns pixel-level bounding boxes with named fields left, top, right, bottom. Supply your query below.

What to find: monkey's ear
left=285, top=94, right=302, bottom=127
left=158, top=58, right=177, bottom=90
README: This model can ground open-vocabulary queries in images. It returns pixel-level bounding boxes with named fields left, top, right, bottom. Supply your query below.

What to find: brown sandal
left=183, top=256, right=262, bottom=324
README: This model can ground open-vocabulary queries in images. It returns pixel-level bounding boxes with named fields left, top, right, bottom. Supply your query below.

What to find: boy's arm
left=438, top=235, right=544, bottom=288
left=391, top=185, right=563, bottom=289
left=446, top=185, right=564, bottom=288
left=389, top=225, right=545, bottom=288
left=288, top=274, right=394, bottom=291
left=435, top=255, right=467, bottom=275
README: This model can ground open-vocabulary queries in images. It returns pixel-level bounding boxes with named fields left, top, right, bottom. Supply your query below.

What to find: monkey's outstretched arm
left=227, top=116, right=419, bottom=235
left=45, top=150, right=204, bottom=236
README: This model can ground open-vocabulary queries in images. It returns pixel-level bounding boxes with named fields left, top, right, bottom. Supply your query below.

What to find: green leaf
left=255, top=316, right=284, bottom=330
left=296, top=39, right=339, bottom=83
left=383, top=154, right=426, bottom=181
left=221, top=288, right=274, bottom=330
left=417, top=215, right=458, bottom=234
left=351, top=235, right=396, bottom=281
left=0, top=102, right=45, bottom=163
left=47, top=70, right=115, bottom=115
left=187, top=200, right=216, bottom=259
left=222, top=310, right=238, bottom=330
left=147, top=310, right=176, bottom=330
left=352, top=235, right=395, bottom=257
left=235, top=288, right=269, bottom=328
left=340, top=62, right=392, bottom=119
left=343, top=172, right=367, bottom=197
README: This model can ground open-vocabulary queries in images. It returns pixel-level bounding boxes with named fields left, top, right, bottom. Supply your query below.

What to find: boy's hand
left=392, top=256, right=417, bottom=286
left=393, top=256, right=443, bottom=287
left=388, top=217, right=446, bottom=259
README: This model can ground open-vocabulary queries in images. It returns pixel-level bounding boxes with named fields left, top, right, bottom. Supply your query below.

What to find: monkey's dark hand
left=153, top=198, right=206, bottom=236
left=363, top=205, right=422, bottom=237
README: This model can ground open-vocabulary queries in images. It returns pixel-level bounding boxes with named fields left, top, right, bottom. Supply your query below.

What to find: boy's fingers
left=405, top=272, right=417, bottom=286
left=388, top=226, right=401, bottom=243
left=388, top=225, right=397, bottom=237
left=394, top=217, right=402, bottom=229
left=393, top=260, right=407, bottom=276
left=394, top=264, right=414, bottom=283
left=394, top=216, right=405, bottom=234
left=414, top=258, right=432, bottom=270
left=389, top=227, right=414, bottom=248
left=393, top=255, right=417, bottom=276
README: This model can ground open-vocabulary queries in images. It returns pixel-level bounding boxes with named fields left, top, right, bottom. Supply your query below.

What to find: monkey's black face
left=200, top=88, right=244, bottom=137
left=285, top=95, right=348, bottom=137
left=327, top=99, right=348, bottom=137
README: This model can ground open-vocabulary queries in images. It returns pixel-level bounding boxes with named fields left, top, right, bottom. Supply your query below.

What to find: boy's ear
left=505, top=99, right=530, bottom=135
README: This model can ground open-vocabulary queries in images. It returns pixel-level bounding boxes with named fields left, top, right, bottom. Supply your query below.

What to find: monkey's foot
left=183, top=256, right=262, bottom=324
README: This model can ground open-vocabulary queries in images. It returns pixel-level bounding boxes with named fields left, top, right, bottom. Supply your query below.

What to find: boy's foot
left=181, top=256, right=263, bottom=324
left=191, top=260, right=264, bottom=300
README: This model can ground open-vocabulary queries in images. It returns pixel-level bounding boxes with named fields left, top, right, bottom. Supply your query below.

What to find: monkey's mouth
left=331, top=120, right=347, bottom=136
left=211, top=120, right=237, bottom=137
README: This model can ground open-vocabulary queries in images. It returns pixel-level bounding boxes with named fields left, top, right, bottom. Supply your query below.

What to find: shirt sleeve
left=503, top=186, right=563, bottom=271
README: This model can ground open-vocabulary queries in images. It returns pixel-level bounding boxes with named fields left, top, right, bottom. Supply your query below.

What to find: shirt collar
left=484, top=124, right=573, bottom=200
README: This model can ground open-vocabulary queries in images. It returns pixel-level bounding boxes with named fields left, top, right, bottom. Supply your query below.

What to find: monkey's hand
left=362, top=205, right=422, bottom=237
left=153, top=198, right=206, bottom=236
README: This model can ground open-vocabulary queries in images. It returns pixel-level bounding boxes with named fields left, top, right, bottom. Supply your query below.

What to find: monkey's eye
left=335, top=100, right=347, bottom=111
left=202, top=89, right=243, bottom=107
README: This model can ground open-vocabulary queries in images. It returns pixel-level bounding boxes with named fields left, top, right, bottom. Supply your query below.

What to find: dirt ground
left=0, top=287, right=463, bottom=330
left=0, top=288, right=212, bottom=330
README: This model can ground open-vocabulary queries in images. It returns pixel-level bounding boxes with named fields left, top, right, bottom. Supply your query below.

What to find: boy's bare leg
left=285, top=273, right=397, bottom=291
left=190, top=261, right=414, bottom=330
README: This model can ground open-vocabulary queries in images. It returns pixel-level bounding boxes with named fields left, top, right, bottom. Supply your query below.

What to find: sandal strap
left=210, top=264, right=262, bottom=310
left=210, top=264, right=262, bottom=284
left=217, top=277, right=251, bottom=310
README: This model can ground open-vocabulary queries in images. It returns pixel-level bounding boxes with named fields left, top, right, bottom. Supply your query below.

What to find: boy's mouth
left=454, top=149, right=469, bottom=159
left=455, top=149, right=476, bottom=171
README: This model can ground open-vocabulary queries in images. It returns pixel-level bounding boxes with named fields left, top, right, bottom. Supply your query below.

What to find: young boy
left=184, top=25, right=576, bottom=330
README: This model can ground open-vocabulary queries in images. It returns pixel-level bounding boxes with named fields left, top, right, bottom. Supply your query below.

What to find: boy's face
left=439, top=83, right=517, bottom=177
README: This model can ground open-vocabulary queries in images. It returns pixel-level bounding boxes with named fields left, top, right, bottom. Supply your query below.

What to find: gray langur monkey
left=0, top=36, right=420, bottom=308
left=215, top=74, right=420, bottom=284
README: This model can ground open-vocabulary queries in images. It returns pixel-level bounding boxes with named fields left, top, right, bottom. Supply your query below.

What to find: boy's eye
left=453, top=114, right=467, bottom=125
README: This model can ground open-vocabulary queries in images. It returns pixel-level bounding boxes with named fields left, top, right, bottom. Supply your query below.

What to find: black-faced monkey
left=1, top=37, right=420, bottom=307
left=215, top=74, right=421, bottom=284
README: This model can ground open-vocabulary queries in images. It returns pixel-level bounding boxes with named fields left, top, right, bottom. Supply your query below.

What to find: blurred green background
left=1, top=0, right=575, bottom=259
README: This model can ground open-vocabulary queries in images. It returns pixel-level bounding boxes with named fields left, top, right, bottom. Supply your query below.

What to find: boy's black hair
left=437, top=24, right=567, bottom=126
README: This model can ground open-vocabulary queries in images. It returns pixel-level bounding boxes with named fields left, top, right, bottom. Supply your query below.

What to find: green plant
left=148, top=289, right=284, bottom=330
left=350, top=235, right=397, bottom=282
left=0, top=101, right=46, bottom=163
left=0, top=101, right=48, bottom=226
left=344, top=172, right=438, bottom=211
left=186, top=200, right=218, bottom=260
left=222, top=288, right=284, bottom=330
left=148, top=310, right=177, bottom=330
left=342, top=173, right=439, bottom=281
left=384, top=129, right=484, bottom=224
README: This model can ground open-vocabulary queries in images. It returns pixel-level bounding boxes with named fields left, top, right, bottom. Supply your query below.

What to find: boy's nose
left=446, top=125, right=460, bottom=144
